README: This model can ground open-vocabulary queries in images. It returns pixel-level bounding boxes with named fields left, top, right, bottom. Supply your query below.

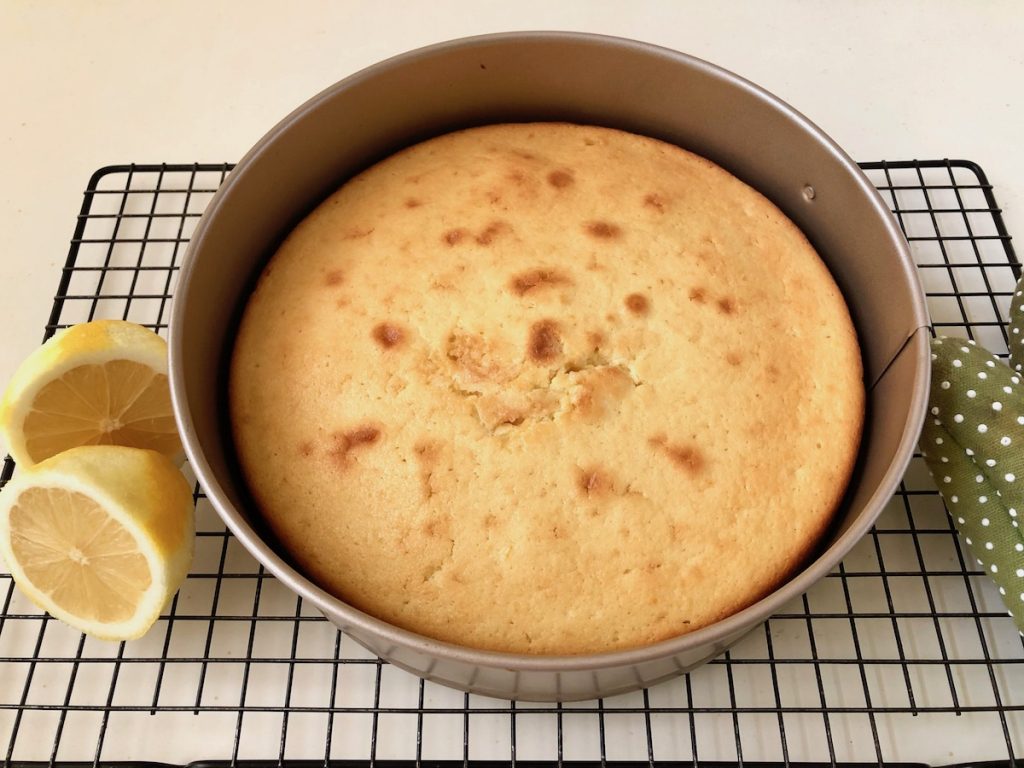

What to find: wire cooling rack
left=0, top=161, right=1022, bottom=768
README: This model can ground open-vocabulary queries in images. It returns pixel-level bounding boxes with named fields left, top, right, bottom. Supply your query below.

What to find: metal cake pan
left=169, top=32, right=931, bottom=701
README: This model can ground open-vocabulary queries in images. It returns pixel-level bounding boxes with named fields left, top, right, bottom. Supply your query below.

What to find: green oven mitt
left=920, top=333, right=1024, bottom=633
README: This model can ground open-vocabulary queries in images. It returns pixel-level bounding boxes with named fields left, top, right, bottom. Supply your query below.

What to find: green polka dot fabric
left=920, top=336, right=1024, bottom=634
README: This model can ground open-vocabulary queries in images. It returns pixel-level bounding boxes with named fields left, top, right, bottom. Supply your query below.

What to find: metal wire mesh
left=0, top=161, right=1021, bottom=767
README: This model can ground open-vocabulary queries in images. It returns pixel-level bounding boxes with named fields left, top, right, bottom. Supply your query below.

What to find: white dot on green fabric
left=986, top=459, right=997, bottom=467
left=941, top=456, right=949, bottom=463
left=933, top=419, right=941, bottom=426
left=1017, top=543, right=1024, bottom=552
left=941, top=381, right=951, bottom=390
left=978, top=424, right=988, bottom=433
left=993, top=401, right=1003, bottom=411
left=1017, top=569, right=1024, bottom=577
left=1014, top=376, right=1021, bottom=384
left=1008, top=473, right=1017, bottom=482
left=1006, top=387, right=1014, bottom=395
left=979, top=372, right=988, bottom=380
left=960, top=346, right=970, bottom=353
left=931, top=353, right=938, bottom=361
left=966, top=537, right=973, bottom=545
left=991, top=564, right=999, bottom=573
left=1002, top=436, right=1013, bottom=446
left=951, top=495, right=959, bottom=503
left=976, top=474, right=984, bottom=483
left=967, top=389, right=977, bottom=398
left=1020, top=594, right=1024, bottom=602
left=986, top=542, right=994, bottom=550
left=980, top=495, right=988, bottom=503
left=1010, top=508, right=1018, bottom=517
left=966, top=448, right=975, bottom=456
left=955, top=414, right=964, bottom=423
left=936, top=437, right=944, bottom=444
left=931, top=406, right=939, bottom=415
left=1001, top=587, right=1007, bottom=595
left=982, top=517, right=990, bottom=525
left=958, top=517, right=966, bottom=524
left=953, top=359, right=963, bottom=368
left=943, top=476, right=951, bottom=483
left=986, top=360, right=996, bottom=368
left=1018, top=416, right=1024, bottom=425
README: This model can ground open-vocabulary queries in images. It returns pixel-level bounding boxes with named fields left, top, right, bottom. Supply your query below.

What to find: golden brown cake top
left=229, top=122, right=864, bottom=655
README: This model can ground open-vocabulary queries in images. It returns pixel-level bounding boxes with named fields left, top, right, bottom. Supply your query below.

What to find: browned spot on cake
left=335, top=297, right=350, bottom=308
left=510, top=267, right=572, bottom=296
left=413, top=439, right=438, bottom=460
left=688, top=286, right=707, bottom=304
left=483, top=514, right=498, bottom=529
left=586, top=257, right=603, bottom=272
left=576, top=466, right=612, bottom=497
left=298, top=441, right=314, bottom=457
left=404, top=197, right=422, bottom=208
left=666, top=444, right=705, bottom=475
left=649, top=436, right=705, bottom=476
left=511, top=149, right=535, bottom=160
left=528, top=319, right=562, bottom=363
left=726, top=352, right=743, bottom=367
left=585, top=221, right=622, bottom=240
left=584, top=137, right=596, bottom=146
left=329, top=425, right=381, bottom=468
left=413, top=439, right=441, bottom=500
left=506, top=168, right=527, bottom=185
left=323, top=270, right=344, bottom=287
left=372, top=322, right=405, bottom=349
left=587, top=330, right=605, bottom=347
left=644, top=193, right=666, bottom=212
left=547, top=169, right=574, bottom=188
left=716, top=297, right=736, bottom=315
left=422, top=517, right=444, bottom=537
left=624, top=293, right=649, bottom=315
left=766, top=364, right=780, bottom=382
left=342, top=226, right=374, bottom=240
left=443, top=228, right=466, bottom=246
left=475, top=220, right=508, bottom=245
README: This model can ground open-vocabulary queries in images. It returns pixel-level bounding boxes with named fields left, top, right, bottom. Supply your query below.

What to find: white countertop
left=2, top=2, right=1022, bottom=459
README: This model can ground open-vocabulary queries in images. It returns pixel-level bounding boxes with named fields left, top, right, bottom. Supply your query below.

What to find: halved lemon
left=0, top=445, right=194, bottom=639
left=0, top=320, right=182, bottom=468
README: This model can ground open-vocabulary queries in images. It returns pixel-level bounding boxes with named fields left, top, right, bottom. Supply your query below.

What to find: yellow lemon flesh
left=0, top=320, right=181, bottom=468
left=0, top=445, right=194, bottom=640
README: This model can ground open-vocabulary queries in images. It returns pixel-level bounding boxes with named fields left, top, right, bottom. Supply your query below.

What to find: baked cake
left=229, top=123, right=864, bottom=655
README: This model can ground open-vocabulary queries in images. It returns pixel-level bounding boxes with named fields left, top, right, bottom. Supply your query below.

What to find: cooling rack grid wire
left=0, top=161, right=1022, bottom=767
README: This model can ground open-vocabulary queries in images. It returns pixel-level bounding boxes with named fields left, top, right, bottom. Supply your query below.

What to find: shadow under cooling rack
left=0, top=160, right=1022, bottom=768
